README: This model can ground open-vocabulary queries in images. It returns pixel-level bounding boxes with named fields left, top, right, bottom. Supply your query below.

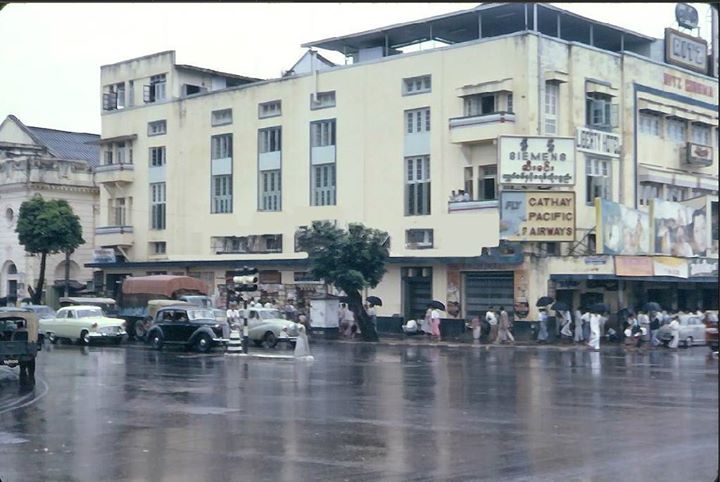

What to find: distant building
left=91, top=4, right=718, bottom=320
left=0, top=115, right=99, bottom=305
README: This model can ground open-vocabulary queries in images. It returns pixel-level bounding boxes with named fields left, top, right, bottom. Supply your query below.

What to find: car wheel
left=134, top=321, right=146, bottom=340
left=194, top=334, right=212, bottom=353
left=684, top=336, right=693, bottom=348
left=79, top=330, right=90, bottom=346
left=150, top=332, right=164, bottom=351
left=262, top=332, right=277, bottom=349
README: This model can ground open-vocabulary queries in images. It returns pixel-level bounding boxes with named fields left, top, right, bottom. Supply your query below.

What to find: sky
left=0, top=2, right=715, bottom=134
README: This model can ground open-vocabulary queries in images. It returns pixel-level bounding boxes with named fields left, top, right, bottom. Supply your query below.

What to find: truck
left=117, top=275, right=217, bottom=340
left=0, top=310, right=42, bottom=383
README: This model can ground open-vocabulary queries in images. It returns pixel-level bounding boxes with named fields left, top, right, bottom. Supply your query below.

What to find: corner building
left=90, top=4, right=718, bottom=325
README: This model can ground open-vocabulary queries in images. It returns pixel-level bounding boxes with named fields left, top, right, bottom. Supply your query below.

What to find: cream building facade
left=0, top=115, right=100, bottom=305
left=90, top=4, right=718, bottom=326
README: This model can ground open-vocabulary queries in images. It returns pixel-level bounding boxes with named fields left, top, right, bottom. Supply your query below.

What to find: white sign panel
left=498, top=136, right=575, bottom=185
left=92, top=248, right=116, bottom=264
left=576, top=127, right=621, bottom=158
left=665, top=28, right=708, bottom=74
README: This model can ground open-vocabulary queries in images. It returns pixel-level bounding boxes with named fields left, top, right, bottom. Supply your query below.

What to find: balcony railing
left=95, top=163, right=134, bottom=184
left=448, top=112, right=516, bottom=144
left=95, top=225, right=134, bottom=247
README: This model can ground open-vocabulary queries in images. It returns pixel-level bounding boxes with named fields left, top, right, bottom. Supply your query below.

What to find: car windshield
left=32, top=307, right=55, bottom=319
left=258, top=310, right=281, bottom=320
left=76, top=308, right=103, bottom=318
left=187, top=309, right=215, bottom=321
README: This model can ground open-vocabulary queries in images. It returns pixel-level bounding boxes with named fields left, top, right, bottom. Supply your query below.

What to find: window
left=310, top=91, right=336, bottom=109
left=691, top=123, right=711, bottom=145
left=259, top=170, right=281, bottom=211
left=545, top=82, right=559, bottom=134
left=639, top=112, right=661, bottom=136
left=259, top=127, right=281, bottom=153
left=464, top=166, right=474, bottom=199
left=463, top=92, right=513, bottom=117
left=212, top=175, right=232, bottom=213
left=585, top=93, right=616, bottom=130
left=405, top=108, right=431, bottom=134
left=102, top=82, right=125, bottom=111
left=405, top=156, right=431, bottom=216
left=211, top=109, right=233, bottom=127
left=406, top=229, right=434, bottom=249
left=111, top=198, right=126, bottom=226
left=150, top=146, right=166, bottom=167
left=148, top=120, right=166, bottom=136
left=104, top=148, right=113, bottom=165
left=403, top=75, right=432, bottom=95
left=477, top=165, right=497, bottom=201
left=259, top=100, right=281, bottom=118
left=115, top=142, right=126, bottom=164
left=666, top=117, right=687, bottom=143
left=638, top=182, right=661, bottom=207
left=666, top=186, right=686, bottom=202
left=150, top=241, right=166, bottom=255
left=586, top=158, right=611, bottom=204
left=311, top=164, right=336, bottom=206
left=144, top=73, right=167, bottom=103
left=211, top=134, right=233, bottom=159
left=150, top=182, right=166, bottom=230
left=212, top=235, right=282, bottom=254
left=311, top=119, right=336, bottom=147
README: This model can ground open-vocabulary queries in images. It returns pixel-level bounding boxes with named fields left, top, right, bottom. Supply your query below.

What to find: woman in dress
left=294, top=324, right=313, bottom=359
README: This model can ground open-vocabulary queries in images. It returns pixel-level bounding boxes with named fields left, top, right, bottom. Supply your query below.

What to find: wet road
left=0, top=342, right=717, bottom=481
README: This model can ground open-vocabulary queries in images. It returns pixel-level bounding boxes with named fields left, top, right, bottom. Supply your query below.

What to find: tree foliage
left=16, top=195, right=84, bottom=304
left=297, top=221, right=389, bottom=341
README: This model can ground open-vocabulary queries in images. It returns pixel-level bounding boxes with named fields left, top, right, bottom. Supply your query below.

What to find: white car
left=236, top=308, right=300, bottom=348
left=657, top=316, right=707, bottom=347
left=40, top=305, right=127, bottom=345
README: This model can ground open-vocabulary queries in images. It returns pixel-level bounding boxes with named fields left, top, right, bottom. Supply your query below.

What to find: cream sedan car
left=40, top=305, right=127, bottom=345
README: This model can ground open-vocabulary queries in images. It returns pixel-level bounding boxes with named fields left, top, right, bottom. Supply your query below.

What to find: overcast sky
left=0, top=2, right=714, bottom=134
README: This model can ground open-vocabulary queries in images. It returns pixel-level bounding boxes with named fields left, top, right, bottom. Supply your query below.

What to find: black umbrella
left=536, top=296, right=554, bottom=307
left=642, top=302, right=661, bottom=313
left=589, top=303, right=610, bottom=314
left=617, top=307, right=634, bottom=318
left=552, top=301, right=569, bottom=312
left=430, top=300, right=446, bottom=311
left=366, top=296, right=383, bottom=307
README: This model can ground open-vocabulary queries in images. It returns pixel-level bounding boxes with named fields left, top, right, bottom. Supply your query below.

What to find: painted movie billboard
left=595, top=199, right=651, bottom=255
left=651, top=196, right=711, bottom=257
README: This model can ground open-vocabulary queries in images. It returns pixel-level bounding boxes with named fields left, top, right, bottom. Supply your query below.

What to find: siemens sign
left=665, top=28, right=708, bottom=74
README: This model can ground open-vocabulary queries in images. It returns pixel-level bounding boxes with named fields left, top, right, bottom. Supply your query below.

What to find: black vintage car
left=146, top=305, right=230, bottom=353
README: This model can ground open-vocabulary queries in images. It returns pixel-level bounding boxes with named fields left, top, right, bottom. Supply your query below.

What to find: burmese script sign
left=498, top=136, right=575, bottom=185
left=500, top=191, right=575, bottom=242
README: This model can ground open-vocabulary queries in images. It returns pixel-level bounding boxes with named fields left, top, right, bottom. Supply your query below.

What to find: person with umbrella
left=430, top=300, right=443, bottom=341
left=486, top=306, right=499, bottom=343
left=574, top=307, right=585, bottom=343
left=366, top=296, right=382, bottom=332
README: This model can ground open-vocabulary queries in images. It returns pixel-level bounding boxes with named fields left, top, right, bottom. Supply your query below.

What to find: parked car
left=40, top=305, right=126, bottom=345
left=20, top=304, right=56, bottom=320
left=657, top=315, right=706, bottom=347
left=704, top=311, right=718, bottom=352
left=146, top=305, right=230, bottom=353
left=0, top=310, right=43, bottom=381
left=238, top=308, right=300, bottom=349
left=59, top=297, right=118, bottom=316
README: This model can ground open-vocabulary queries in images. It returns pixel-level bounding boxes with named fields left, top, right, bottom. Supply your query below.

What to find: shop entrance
left=463, top=271, right=514, bottom=318
left=402, top=267, right=432, bottom=321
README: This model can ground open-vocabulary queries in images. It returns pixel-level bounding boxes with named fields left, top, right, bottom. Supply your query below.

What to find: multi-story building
left=90, top=3, right=718, bottom=324
left=0, top=115, right=99, bottom=305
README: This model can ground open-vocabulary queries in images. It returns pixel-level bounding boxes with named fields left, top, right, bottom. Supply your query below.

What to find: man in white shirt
left=486, top=307, right=498, bottom=343
left=430, top=307, right=441, bottom=339
left=226, top=303, right=240, bottom=329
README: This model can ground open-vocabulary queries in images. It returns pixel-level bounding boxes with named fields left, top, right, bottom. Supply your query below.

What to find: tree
left=297, top=221, right=389, bottom=342
left=15, top=195, right=84, bottom=305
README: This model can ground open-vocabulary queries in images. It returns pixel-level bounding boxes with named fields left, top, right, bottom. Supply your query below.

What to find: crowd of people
left=448, top=190, right=471, bottom=202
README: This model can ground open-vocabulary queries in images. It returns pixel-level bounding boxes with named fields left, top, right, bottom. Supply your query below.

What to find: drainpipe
left=536, top=3, right=542, bottom=136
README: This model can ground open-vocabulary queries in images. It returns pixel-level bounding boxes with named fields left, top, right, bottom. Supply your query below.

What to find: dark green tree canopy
left=297, top=221, right=389, bottom=293
left=16, top=195, right=84, bottom=255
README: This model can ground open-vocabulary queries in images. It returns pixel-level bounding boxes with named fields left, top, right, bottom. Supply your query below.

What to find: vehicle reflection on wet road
left=0, top=342, right=717, bottom=481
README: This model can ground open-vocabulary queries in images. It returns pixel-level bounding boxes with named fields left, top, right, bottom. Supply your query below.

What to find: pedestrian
left=284, top=300, right=297, bottom=321
left=581, top=310, right=591, bottom=341
left=422, top=305, right=433, bottom=336
left=294, top=324, right=313, bottom=359
left=649, top=311, right=661, bottom=347
left=574, top=309, right=584, bottom=343
left=367, top=303, right=378, bottom=332
left=497, top=306, right=514, bottom=344
left=637, top=310, right=650, bottom=343
left=338, top=303, right=348, bottom=336
left=588, top=310, right=601, bottom=350
left=668, top=316, right=680, bottom=349
left=470, top=315, right=482, bottom=342
left=226, top=302, right=240, bottom=330
left=537, top=308, right=549, bottom=343
left=559, top=310, right=573, bottom=340
left=486, top=307, right=498, bottom=343
left=431, top=305, right=442, bottom=341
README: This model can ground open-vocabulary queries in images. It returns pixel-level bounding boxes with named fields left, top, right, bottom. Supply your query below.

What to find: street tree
left=296, top=221, right=389, bottom=342
left=15, top=195, right=84, bottom=304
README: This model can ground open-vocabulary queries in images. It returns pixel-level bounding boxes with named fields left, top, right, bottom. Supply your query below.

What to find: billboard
left=615, top=256, right=653, bottom=277
left=653, top=256, right=689, bottom=278
left=651, top=196, right=711, bottom=257
left=498, top=136, right=575, bottom=186
left=595, top=199, right=651, bottom=255
left=500, top=191, right=575, bottom=241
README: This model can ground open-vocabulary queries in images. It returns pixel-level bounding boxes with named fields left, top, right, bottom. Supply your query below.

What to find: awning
left=545, top=70, right=569, bottom=84
left=121, top=275, right=210, bottom=297
left=637, top=99, right=673, bottom=115
left=638, top=92, right=717, bottom=121
left=586, top=80, right=618, bottom=97
left=637, top=165, right=718, bottom=193
left=550, top=274, right=717, bottom=283
left=458, top=78, right=513, bottom=97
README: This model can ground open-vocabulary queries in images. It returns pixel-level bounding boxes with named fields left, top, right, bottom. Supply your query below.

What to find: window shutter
left=610, top=104, right=619, bottom=128
left=103, top=93, right=117, bottom=111
left=143, top=85, right=154, bottom=103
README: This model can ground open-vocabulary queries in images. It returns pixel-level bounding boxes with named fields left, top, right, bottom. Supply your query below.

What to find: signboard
left=92, top=248, right=116, bottom=264
left=595, top=199, right=651, bottom=255
left=499, top=191, right=575, bottom=241
left=665, top=28, right=708, bottom=74
left=498, top=136, right=575, bottom=185
left=651, top=196, right=711, bottom=257
left=547, top=255, right=614, bottom=275
left=615, top=256, right=653, bottom=277
left=675, top=3, right=699, bottom=29
left=685, top=142, right=713, bottom=167
left=653, top=256, right=689, bottom=278
left=689, top=258, right=718, bottom=278
left=663, top=72, right=715, bottom=97
left=576, top=127, right=621, bottom=158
